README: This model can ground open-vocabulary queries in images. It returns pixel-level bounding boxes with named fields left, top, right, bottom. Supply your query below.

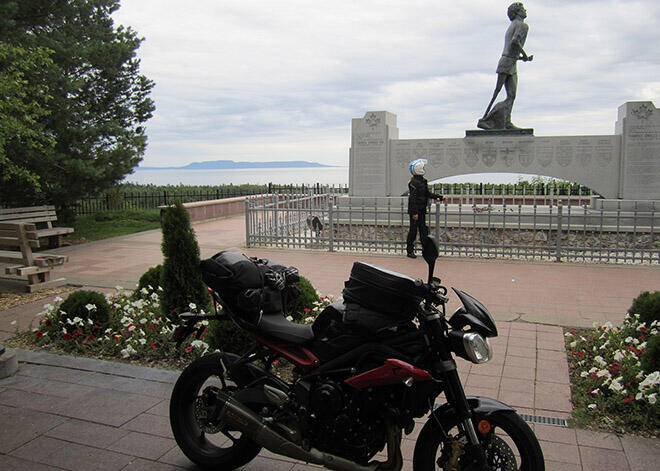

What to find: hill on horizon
left=138, top=160, right=333, bottom=170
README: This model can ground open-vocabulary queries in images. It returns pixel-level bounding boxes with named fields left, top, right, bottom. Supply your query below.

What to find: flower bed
left=18, top=286, right=334, bottom=370
left=29, top=286, right=210, bottom=365
left=566, top=314, right=659, bottom=436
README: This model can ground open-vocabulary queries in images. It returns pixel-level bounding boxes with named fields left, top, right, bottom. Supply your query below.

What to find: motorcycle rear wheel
left=170, top=353, right=262, bottom=470
left=413, top=410, right=544, bottom=471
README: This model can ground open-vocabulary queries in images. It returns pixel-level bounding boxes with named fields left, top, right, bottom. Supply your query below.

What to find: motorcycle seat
left=257, top=313, right=314, bottom=345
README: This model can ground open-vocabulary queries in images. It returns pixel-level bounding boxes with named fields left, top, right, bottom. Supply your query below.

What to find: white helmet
left=409, top=159, right=427, bottom=176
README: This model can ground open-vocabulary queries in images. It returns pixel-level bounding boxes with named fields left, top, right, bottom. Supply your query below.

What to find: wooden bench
left=0, top=205, right=74, bottom=248
left=0, top=222, right=69, bottom=292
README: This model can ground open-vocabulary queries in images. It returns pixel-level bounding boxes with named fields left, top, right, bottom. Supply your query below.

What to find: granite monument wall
left=349, top=102, right=659, bottom=201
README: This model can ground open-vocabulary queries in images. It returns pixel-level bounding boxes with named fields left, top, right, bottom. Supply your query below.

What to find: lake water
left=125, top=167, right=530, bottom=186
left=125, top=167, right=350, bottom=185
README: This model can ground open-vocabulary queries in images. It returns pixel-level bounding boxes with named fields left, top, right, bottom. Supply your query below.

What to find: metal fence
left=246, top=194, right=660, bottom=265
left=74, top=183, right=348, bottom=216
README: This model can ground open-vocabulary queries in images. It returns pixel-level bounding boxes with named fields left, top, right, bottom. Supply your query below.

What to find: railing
left=73, top=183, right=348, bottom=216
left=246, top=194, right=660, bottom=265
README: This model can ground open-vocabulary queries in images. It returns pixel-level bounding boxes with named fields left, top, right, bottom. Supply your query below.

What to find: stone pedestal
left=349, top=112, right=398, bottom=196
left=616, top=102, right=660, bottom=200
left=0, top=348, right=18, bottom=378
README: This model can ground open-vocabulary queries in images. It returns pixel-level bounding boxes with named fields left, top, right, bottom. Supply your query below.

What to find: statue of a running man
left=478, top=2, right=533, bottom=130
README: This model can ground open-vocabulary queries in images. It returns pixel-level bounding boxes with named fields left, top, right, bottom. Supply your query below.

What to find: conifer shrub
left=59, top=290, right=111, bottom=328
left=160, top=201, right=209, bottom=321
left=134, top=265, right=163, bottom=298
left=207, top=319, right=255, bottom=355
left=285, top=276, right=319, bottom=320
left=628, top=291, right=660, bottom=327
left=641, top=335, right=660, bottom=374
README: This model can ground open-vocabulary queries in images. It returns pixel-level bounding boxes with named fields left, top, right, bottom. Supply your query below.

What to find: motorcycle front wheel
left=170, top=353, right=262, bottom=470
left=413, top=410, right=544, bottom=471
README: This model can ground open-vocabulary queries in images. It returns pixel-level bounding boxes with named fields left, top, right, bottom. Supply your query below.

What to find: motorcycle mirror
left=422, top=236, right=439, bottom=283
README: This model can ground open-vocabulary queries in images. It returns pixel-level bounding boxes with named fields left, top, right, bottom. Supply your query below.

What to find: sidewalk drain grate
left=519, top=413, right=568, bottom=427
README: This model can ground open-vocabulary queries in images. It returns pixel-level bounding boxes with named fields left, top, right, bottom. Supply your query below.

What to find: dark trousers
left=406, top=212, right=428, bottom=254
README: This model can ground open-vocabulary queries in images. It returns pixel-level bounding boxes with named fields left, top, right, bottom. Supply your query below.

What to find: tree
left=160, top=202, right=210, bottom=321
left=0, top=0, right=154, bottom=220
left=0, top=41, right=54, bottom=195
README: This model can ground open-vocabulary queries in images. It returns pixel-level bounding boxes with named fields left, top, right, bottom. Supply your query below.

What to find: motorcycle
left=169, top=236, right=545, bottom=471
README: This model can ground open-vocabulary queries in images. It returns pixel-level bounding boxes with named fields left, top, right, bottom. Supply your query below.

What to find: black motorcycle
left=170, top=236, right=545, bottom=471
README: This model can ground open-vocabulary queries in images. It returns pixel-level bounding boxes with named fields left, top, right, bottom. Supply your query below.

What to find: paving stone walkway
left=1, top=213, right=659, bottom=470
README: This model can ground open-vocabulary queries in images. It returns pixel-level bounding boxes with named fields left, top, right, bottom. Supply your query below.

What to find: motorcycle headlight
left=462, top=332, right=492, bottom=364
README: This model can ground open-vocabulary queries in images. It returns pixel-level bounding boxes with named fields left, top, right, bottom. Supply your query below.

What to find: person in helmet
left=406, top=159, right=442, bottom=258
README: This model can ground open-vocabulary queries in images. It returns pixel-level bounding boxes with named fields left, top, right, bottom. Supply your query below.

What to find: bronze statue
left=478, top=2, right=533, bottom=130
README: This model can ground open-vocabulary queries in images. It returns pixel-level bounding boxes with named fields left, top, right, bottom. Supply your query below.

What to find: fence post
left=273, top=194, right=279, bottom=244
left=555, top=202, right=563, bottom=262
left=163, top=190, right=168, bottom=206
left=328, top=198, right=334, bottom=252
left=245, top=198, right=251, bottom=247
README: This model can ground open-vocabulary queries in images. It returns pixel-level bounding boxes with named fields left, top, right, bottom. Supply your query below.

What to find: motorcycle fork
left=434, top=344, right=489, bottom=469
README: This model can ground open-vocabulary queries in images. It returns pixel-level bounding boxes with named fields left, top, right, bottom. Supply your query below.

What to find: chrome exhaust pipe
left=214, top=391, right=401, bottom=471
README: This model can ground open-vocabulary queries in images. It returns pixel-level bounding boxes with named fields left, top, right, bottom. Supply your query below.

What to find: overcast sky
left=112, top=0, right=660, bottom=168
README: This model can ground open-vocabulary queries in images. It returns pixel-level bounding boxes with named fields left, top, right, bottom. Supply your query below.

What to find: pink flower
left=150, top=343, right=157, bottom=350
left=36, top=331, right=44, bottom=338
left=185, top=346, right=193, bottom=353
left=623, top=397, right=634, bottom=403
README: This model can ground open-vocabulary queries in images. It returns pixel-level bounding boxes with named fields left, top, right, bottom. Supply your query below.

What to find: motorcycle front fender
left=415, top=395, right=516, bottom=438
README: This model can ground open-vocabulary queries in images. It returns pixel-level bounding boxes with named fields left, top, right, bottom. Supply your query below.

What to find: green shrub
left=59, top=290, right=111, bottom=328
left=207, top=319, right=255, bottom=355
left=628, top=291, right=660, bottom=327
left=641, top=335, right=660, bottom=373
left=134, top=265, right=163, bottom=297
left=285, top=276, right=319, bottom=320
left=160, top=201, right=210, bottom=321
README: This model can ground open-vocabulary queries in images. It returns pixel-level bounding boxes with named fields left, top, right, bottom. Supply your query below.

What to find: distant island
left=137, top=160, right=334, bottom=170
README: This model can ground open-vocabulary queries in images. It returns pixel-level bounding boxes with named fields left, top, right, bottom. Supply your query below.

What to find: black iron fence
left=246, top=194, right=660, bottom=265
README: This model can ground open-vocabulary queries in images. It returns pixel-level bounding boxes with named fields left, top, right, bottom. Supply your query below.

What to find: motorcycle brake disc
left=484, top=435, right=517, bottom=471
left=193, top=396, right=224, bottom=434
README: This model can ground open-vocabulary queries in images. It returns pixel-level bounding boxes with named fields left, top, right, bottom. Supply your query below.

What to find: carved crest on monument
left=464, top=147, right=479, bottom=167
left=481, top=148, right=497, bottom=167
left=365, top=113, right=382, bottom=127
left=556, top=143, right=573, bottom=167
left=448, top=149, right=461, bottom=168
left=632, top=104, right=653, bottom=120
left=499, top=147, right=516, bottom=167
left=518, top=142, right=534, bottom=167
left=428, top=146, right=444, bottom=167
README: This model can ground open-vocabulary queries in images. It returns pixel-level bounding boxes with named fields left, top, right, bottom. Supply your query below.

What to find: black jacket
left=407, top=175, right=442, bottom=215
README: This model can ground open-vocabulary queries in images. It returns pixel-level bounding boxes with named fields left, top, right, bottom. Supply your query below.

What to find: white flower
left=603, top=321, right=613, bottom=330
left=608, top=377, right=624, bottom=392
left=569, top=341, right=577, bottom=348
left=599, top=340, right=610, bottom=350
left=128, top=325, right=136, bottom=332
left=625, top=336, right=634, bottom=344
left=139, top=318, right=147, bottom=325
left=304, top=316, right=314, bottom=324
left=120, top=349, right=130, bottom=358
left=636, top=392, right=644, bottom=400
left=43, top=303, right=53, bottom=311
left=648, top=393, right=657, bottom=405
left=84, top=303, right=97, bottom=312
left=588, top=404, right=597, bottom=410
left=588, top=367, right=598, bottom=374
left=10, top=320, right=17, bottom=326
left=150, top=293, right=159, bottom=301
left=201, top=320, right=209, bottom=326
left=189, top=303, right=197, bottom=310
left=54, top=296, right=63, bottom=302
left=138, top=338, right=146, bottom=345
left=286, top=315, right=293, bottom=321
left=613, top=350, right=625, bottom=361
left=591, top=388, right=600, bottom=395
left=594, top=356, right=607, bottom=367
left=140, top=287, right=149, bottom=295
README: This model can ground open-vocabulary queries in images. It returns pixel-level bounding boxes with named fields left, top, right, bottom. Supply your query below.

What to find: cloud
left=113, top=0, right=660, bottom=167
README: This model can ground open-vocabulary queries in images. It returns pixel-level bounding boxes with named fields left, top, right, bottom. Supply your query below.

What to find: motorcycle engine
left=308, top=380, right=386, bottom=463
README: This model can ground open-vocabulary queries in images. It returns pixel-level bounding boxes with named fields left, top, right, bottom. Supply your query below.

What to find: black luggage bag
left=342, top=262, right=422, bottom=321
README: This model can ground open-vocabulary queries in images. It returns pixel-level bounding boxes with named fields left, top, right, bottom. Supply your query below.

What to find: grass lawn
left=67, top=209, right=161, bottom=243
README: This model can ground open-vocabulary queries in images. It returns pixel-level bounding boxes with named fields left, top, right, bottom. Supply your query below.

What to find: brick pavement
left=1, top=213, right=659, bottom=470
